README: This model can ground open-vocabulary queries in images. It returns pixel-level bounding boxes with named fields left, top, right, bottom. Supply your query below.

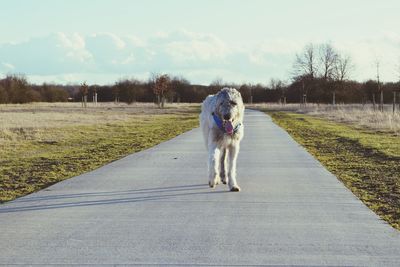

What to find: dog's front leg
left=220, top=148, right=228, bottom=184
left=208, top=143, right=221, bottom=188
left=228, top=144, right=240, bottom=192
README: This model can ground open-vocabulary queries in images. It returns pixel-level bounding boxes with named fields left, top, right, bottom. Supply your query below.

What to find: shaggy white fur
left=199, top=88, right=245, bottom=191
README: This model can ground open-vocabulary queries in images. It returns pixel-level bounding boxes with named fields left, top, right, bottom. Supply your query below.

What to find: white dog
left=200, top=88, right=245, bottom=191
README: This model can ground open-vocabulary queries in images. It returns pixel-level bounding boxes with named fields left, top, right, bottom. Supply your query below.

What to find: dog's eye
left=229, top=101, right=237, bottom=106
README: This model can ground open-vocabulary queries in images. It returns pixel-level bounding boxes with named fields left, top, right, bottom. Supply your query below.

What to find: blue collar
left=212, top=112, right=241, bottom=135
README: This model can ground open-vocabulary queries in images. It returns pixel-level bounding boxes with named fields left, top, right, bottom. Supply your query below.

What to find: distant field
left=261, top=108, right=400, bottom=230
left=0, top=102, right=200, bottom=202
left=248, top=103, right=400, bottom=134
left=0, top=102, right=199, bottom=129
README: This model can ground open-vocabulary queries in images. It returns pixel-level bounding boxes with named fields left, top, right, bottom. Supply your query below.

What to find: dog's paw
left=208, top=181, right=216, bottom=188
left=230, top=185, right=241, bottom=192
left=221, top=176, right=227, bottom=184
left=209, top=177, right=221, bottom=188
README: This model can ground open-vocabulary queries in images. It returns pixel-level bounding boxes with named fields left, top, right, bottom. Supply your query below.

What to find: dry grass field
left=248, top=103, right=400, bottom=134
left=0, top=102, right=198, bottom=132
left=0, top=102, right=200, bottom=202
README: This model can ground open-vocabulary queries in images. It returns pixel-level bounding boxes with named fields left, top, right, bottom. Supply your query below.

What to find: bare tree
left=171, top=76, right=190, bottom=103
left=319, top=43, right=338, bottom=81
left=292, top=43, right=319, bottom=105
left=332, top=53, right=353, bottom=105
left=79, top=82, right=88, bottom=108
left=239, top=83, right=252, bottom=103
left=270, top=78, right=287, bottom=104
left=209, top=77, right=223, bottom=94
left=0, top=84, right=7, bottom=103
left=153, top=74, right=171, bottom=108
left=333, top=54, right=352, bottom=82
left=115, top=78, right=141, bottom=104
left=376, top=60, right=383, bottom=111
left=293, top=43, right=318, bottom=80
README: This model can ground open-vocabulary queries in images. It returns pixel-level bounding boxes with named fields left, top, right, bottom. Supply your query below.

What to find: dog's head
left=214, top=87, right=244, bottom=134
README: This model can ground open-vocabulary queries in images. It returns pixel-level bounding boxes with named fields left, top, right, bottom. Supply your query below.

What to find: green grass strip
left=269, top=112, right=400, bottom=230
left=0, top=114, right=199, bottom=202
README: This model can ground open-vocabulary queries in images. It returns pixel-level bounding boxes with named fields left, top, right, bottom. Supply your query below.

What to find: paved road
left=1, top=110, right=399, bottom=266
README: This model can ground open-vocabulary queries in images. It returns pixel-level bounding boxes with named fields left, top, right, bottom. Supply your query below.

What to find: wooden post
left=332, top=91, right=336, bottom=106
left=302, top=80, right=305, bottom=108
left=376, top=62, right=383, bottom=111
left=157, top=95, right=161, bottom=108
left=161, top=95, right=165, bottom=108
left=300, top=95, right=302, bottom=108
left=92, top=87, right=98, bottom=106
left=372, top=94, right=376, bottom=111
left=393, top=91, right=396, bottom=113
left=301, top=94, right=307, bottom=109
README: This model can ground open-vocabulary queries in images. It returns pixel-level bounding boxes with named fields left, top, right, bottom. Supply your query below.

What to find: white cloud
left=383, top=31, right=400, bottom=46
left=125, top=35, right=146, bottom=47
left=89, top=32, right=126, bottom=50
left=248, top=40, right=300, bottom=66
left=0, top=30, right=399, bottom=84
left=28, top=73, right=146, bottom=85
left=56, top=32, right=92, bottom=62
left=163, top=31, right=229, bottom=63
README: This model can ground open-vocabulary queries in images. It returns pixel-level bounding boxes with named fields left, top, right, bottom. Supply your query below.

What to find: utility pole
left=377, top=62, right=383, bottom=112
left=301, top=80, right=304, bottom=107
left=92, top=86, right=98, bottom=106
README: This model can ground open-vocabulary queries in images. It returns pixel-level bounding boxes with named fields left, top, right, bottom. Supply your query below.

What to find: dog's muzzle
left=223, top=120, right=234, bottom=135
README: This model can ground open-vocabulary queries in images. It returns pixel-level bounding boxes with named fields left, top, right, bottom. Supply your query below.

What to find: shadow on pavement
left=0, top=184, right=229, bottom=214
left=13, top=184, right=207, bottom=203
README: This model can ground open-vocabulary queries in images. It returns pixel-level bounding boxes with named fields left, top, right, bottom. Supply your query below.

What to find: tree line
left=0, top=75, right=69, bottom=103
left=0, top=43, right=399, bottom=105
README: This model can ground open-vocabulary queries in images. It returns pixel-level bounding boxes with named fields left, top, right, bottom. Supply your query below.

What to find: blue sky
left=0, top=0, right=399, bottom=85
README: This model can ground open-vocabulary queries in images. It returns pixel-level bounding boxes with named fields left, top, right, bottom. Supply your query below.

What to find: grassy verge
left=268, top=112, right=400, bottom=230
left=0, top=106, right=199, bottom=203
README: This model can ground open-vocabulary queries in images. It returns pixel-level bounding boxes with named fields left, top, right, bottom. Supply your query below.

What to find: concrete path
left=0, top=110, right=399, bottom=266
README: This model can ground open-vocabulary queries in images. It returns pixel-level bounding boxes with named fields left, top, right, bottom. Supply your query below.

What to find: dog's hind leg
left=220, top=148, right=228, bottom=184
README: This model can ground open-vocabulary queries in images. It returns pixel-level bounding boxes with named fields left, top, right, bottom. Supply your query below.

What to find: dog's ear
left=219, top=88, right=229, bottom=96
left=232, top=89, right=243, bottom=102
